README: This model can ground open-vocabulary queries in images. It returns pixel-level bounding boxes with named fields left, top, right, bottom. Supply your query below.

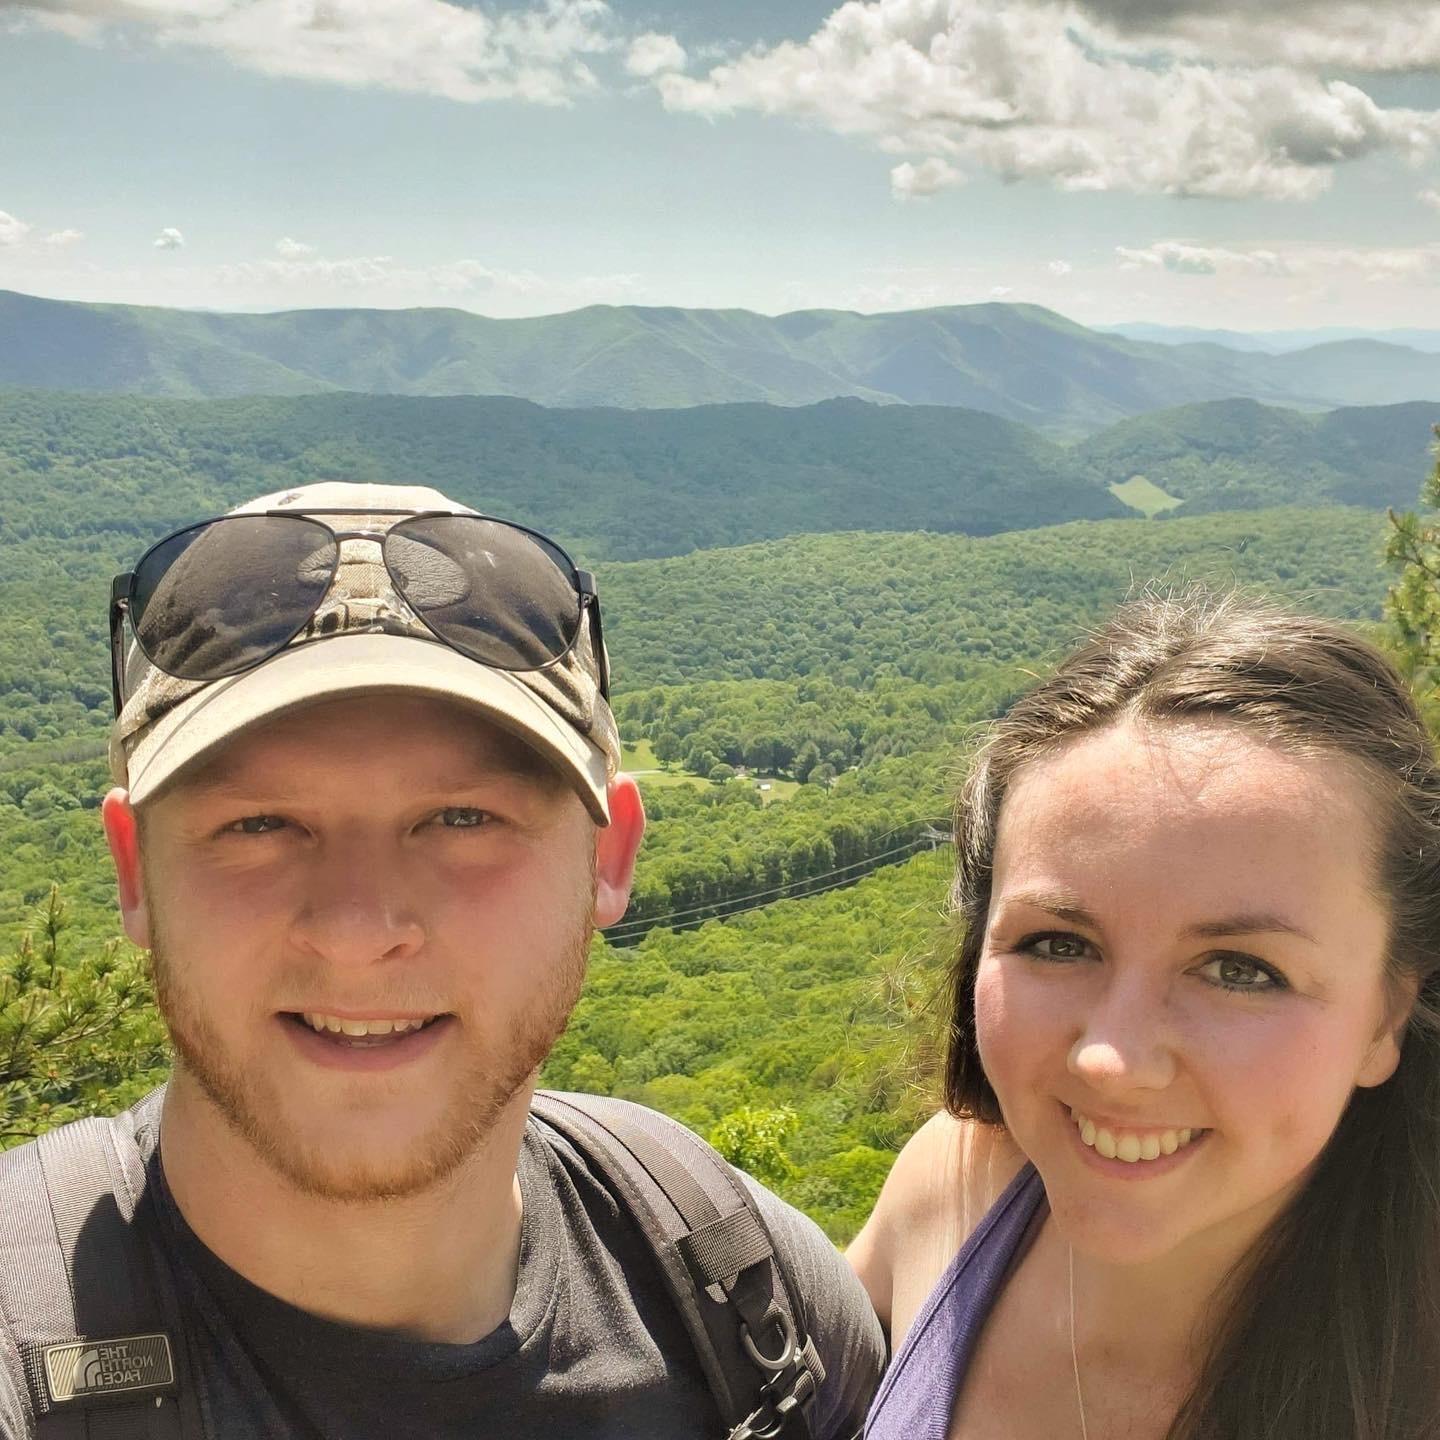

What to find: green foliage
left=785, top=1147, right=896, bottom=1243
left=545, top=851, right=954, bottom=1238
left=0, top=886, right=169, bottom=1145
left=604, top=509, right=1391, bottom=692
left=710, top=1106, right=799, bottom=1187
left=620, top=752, right=949, bottom=939
left=1384, top=424, right=1440, bottom=730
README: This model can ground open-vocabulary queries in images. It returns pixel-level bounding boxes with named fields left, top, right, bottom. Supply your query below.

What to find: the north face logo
left=43, top=1333, right=174, bottom=1402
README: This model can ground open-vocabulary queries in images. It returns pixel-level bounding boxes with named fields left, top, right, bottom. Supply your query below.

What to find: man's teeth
left=301, top=1014, right=432, bottom=1036
left=1072, top=1110, right=1201, bottom=1163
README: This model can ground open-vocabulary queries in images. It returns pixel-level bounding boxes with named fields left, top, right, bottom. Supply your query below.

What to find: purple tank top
left=864, top=1163, right=1047, bottom=1440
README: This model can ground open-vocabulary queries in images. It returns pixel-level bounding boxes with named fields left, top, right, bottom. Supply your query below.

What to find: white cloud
left=14, top=0, right=617, bottom=105
left=44, top=228, right=85, bottom=247
left=1071, top=1, right=1440, bottom=72
left=1116, top=238, right=1440, bottom=286
left=1422, top=188, right=1440, bottom=213
left=154, top=226, right=185, bottom=249
left=655, top=0, right=1440, bottom=201
left=626, top=31, right=684, bottom=78
left=275, top=236, right=316, bottom=258
left=0, top=211, right=33, bottom=247
left=1116, top=241, right=1288, bottom=276
left=1047, top=259, right=1072, bottom=276
left=890, top=156, right=963, bottom=198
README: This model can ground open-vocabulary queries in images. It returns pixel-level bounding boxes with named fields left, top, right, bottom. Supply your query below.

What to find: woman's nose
left=1067, top=976, right=1179, bottom=1093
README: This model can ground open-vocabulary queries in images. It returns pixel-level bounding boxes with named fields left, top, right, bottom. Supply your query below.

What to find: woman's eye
left=1022, top=933, right=1093, bottom=961
left=1198, top=953, right=1286, bottom=993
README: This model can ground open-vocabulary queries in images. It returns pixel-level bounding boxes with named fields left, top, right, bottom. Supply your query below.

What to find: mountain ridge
left=7, top=289, right=1440, bottom=434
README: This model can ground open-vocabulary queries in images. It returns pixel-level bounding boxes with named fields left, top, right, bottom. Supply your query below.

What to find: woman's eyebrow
left=1183, top=914, right=1318, bottom=945
left=997, top=894, right=1318, bottom=947
left=996, top=890, right=1098, bottom=927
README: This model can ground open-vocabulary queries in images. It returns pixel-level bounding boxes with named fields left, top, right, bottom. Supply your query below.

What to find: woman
left=849, top=589, right=1440, bottom=1440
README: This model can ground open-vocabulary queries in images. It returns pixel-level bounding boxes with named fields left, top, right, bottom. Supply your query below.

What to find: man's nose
left=290, top=838, right=425, bottom=967
left=1067, top=973, right=1179, bottom=1093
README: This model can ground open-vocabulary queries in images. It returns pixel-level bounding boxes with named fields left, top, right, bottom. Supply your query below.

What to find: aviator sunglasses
left=109, top=509, right=609, bottom=716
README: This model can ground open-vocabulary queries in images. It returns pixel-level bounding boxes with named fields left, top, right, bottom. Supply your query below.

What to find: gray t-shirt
left=0, top=1113, right=884, bottom=1439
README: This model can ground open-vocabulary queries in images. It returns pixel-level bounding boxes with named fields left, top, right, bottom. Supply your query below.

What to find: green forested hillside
left=1, top=390, right=1428, bottom=594
left=549, top=849, right=954, bottom=1239
left=0, top=390, right=1124, bottom=572
left=1079, top=399, right=1439, bottom=513
left=8, top=288, right=1440, bottom=431
left=603, top=509, right=1389, bottom=689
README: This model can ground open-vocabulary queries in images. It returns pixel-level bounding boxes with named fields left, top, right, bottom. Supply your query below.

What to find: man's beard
left=147, top=911, right=593, bottom=1205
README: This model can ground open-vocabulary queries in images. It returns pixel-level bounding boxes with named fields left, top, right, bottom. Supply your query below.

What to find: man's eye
left=1197, top=953, right=1287, bottom=993
left=1020, top=933, right=1093, bottom=961
left=231, top=815, right=287, bottom=835
left=438, top=807, right=492, bottom=829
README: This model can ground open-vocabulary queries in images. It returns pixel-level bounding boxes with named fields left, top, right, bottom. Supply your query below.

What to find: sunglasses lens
left=131, top=516, right=336, bottom=680
left=386, top=517, right=582, bottom=672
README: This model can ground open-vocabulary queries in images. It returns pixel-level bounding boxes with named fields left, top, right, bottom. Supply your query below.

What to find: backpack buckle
left=725, top=1369, right=812, bottom=1440
left=741, top=1312, right=798, bottom=1372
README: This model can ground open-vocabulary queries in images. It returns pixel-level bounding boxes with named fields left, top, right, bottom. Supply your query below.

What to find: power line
left=601, top=832, right=951, bottom=940
left=601, top=836, right=931, bottom=936
left=604, top=848, right=950, bottom=941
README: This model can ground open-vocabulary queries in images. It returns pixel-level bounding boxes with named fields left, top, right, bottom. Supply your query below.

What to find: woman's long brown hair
left=944, top=588, right=1440, bottom=1439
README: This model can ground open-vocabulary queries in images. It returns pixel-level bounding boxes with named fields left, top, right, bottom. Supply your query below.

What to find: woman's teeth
left=1072, top=1110, right=1202, bottom=1163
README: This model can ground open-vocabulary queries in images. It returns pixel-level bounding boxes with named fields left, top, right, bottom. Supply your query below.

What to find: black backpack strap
left=531, top=1090, right=823, bottom=1440
left=0, top=1094, right=205, bottom=1440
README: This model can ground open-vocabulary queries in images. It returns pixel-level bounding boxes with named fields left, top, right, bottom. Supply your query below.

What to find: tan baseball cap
left=108, top=482, right=621, bottom=823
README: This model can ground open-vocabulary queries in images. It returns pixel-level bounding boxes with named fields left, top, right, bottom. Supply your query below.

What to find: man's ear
left=593, top=775, right=645, bottom=930
left=101, top=787, right=152, bottom=950
left=1357, top=969, right=1422, bottom=1089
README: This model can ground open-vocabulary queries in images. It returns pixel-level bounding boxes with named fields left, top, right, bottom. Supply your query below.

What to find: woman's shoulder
left=847, top=1111, right=1027, bottom=1349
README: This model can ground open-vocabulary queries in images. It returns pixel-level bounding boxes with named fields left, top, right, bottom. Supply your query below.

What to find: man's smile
left=279, top=1010, right=456, bottom=1066
left=297, top=1011, right=446, bottom=1037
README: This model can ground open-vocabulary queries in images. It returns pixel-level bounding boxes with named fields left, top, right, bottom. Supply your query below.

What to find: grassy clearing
left=623, top=738, right=661, bottom=769
left=635, top=769, right=708, bottom=791
left=751, top=778, right=800, bottom=804
left=1110, top=475, right=1184, bottom=517
left=622, top=742, right=798, bottom=802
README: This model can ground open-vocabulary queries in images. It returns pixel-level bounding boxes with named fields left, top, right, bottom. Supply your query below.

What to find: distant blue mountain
left=1107, top=321, right=1440, bottom=355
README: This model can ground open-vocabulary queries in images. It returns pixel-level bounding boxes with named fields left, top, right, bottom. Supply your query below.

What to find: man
left=0, top=482, right=884, bottom=1439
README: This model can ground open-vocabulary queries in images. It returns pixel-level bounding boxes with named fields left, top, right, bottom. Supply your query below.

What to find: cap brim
left=122, top=634, right=612, bottom=824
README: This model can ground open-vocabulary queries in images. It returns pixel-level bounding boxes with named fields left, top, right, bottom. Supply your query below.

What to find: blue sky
left=2, top=0, right=1438, bottom=329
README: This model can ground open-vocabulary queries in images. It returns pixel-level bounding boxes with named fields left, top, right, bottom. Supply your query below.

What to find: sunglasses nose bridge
left=306, top=536, right=416, bottom=636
